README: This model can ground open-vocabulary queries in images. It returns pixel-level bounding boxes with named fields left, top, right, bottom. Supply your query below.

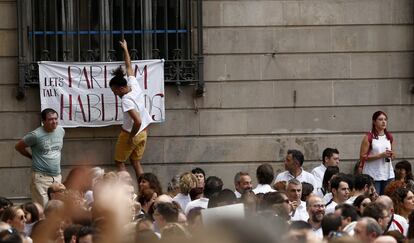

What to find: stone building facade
left=0, top=0, right=413, bottom=199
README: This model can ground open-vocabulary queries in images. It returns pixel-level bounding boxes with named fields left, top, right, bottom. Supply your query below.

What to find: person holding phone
left=359, top=111, right=396, bottom=195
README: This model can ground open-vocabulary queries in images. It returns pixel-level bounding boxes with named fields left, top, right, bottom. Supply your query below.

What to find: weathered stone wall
left=1, top=0, right=413, bottom=199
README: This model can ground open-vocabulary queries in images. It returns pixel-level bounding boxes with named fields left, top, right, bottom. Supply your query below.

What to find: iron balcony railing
left=17, top=0, right=204, bottom=99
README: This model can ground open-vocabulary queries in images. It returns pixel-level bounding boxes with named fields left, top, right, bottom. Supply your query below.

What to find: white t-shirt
left=275, top=169, right=318, bottom=190
left=290, top=201, right=309, bottom=222
left=311, top=164, right=326, bottom=189
left=362, top=135, right=394, bottom=181
left=389, top=214, right=409, bottom=236
left=184, top=198, right=209, bottom=215
left=173, top=193, right=191, bottom=212
left=121, top=76, right=152, bottom=134
left=325, top=199, right=338, bottom=214
left=252, top=184, right=276, bottom=194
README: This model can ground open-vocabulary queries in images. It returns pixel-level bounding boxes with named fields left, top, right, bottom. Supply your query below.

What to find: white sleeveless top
left=362, top=134, right=394, bottom=181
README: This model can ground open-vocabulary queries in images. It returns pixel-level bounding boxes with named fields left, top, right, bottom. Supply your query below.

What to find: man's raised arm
left=120, top=40, right=134, bottom=77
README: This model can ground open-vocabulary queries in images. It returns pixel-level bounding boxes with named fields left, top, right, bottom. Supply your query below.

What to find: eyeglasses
left=276, top=199, right=290, bottom=204
left=19, top=215, right=25, bottom=220
left=311, top=204, right=325, bottom=209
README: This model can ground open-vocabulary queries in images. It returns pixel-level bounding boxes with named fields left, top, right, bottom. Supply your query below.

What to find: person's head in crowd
left=322, top=148, right=340, bottom=167
left=240, top=191, right=257, bottom=217
left=20, top=202, right=39, bottom=225
left=136, top=216, right=154, bottom=233
left=234, top=172, right=252, bottom=196
left=354, top=195, right=372, bottom=217
left=306, top=196, right=325, bottom=226
left=0, top=225, right=23, bottom=243
left=284, top=149, right=304, bottom=174
left=33, top=202, right=45, bottom=220
left=384, top=181, right=406, bottom=198
left=135, top=229, right=159, bottom=243
left=362, top=202, right=391, bottom=231
left=334, top=203, right=359, bottom=230
left=208, top=189, right=237, bottom=208
left=161, top=222, right=190, bottom=242
left=138, top=173, right=163, bottom=196
left=44, top=199, right=65, bottom=221
left=273, top=181, right=287, bottom=192
left=256, top=164, right=274, bottom=185
left=373, top=235, right=398, bottom=243
left=0, top=197, right=12, bottom=217
left=261, top=191, right=290, bottom=217
left=64, top=224, right=82, bottom=243
left=321, top=213, right=342, bottom=237
left=0, top=206, right=26, bottom=233
left=75, top=226, right=94, bottom=243
left=47, top=182, right=67, bottom=201
left=301, top=182, right=314, bottom=202
left=189, top=187, right=204, bottom=201
left=382, top=230, right=404, bottom=243
left=354, top=217, right=383, bottom=243
left=153, top=203, right=179, bottom=230
left=167, top=175, right=181, bottom=198
left=286, top=179, right=302, bottom=203
left=187, top=207, right=203, bottom=230
left=395, top=160, right=414, bottom=182
left=63, top=167, right=92, bottom=194
left=354, top=174, right=375, bottom=197
left=331, top=175, right=350, bottom=204
left=375, top=195, right=396, bottom=222
left=179, top=172, right=198, bottom=196
left=289, top=220, right=312, bottom=231
left=203, top=176, right=223, bottom=199
left=117, top=170, right=133, bottom=186
left=191, top=168, right=206, bottom=188
left=391, top=187, right=414, bottom=219
left=138, top=188, right=157, bottom=213
left=322, top=166, right=340, bottom=195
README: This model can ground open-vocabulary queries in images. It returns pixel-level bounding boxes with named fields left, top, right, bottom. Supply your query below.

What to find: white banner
left=38, top=60, right=165, bottom=127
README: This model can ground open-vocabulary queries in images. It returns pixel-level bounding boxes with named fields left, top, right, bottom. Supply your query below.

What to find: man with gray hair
left=234, top=171, right=252, bottom=198
left=275, top=150, right=317, bottom=190
left=286, top=178, right=308, bottom=221
left=354, top=217, right=383, bottom=243
left=376, top=195, right=408, bottom=236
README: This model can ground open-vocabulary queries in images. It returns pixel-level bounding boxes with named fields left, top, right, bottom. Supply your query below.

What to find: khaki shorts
left=31, top=172, right=62, bottom=207
left=114, top=130, right=147, bottom=163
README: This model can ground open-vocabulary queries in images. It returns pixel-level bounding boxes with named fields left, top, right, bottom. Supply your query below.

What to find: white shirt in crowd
left=311, top=164, right=326, bottom=189
left=252, top=184, right=276, bottom=194
left=325, top=199, right=337, bottom=214
left=234, top=190, right=242, bottom=198
left=173, top=193, right=191, bottom=212
left=290, top=201, right=309, bottom=222
left=275, top=169, right=318, bottom=190
left=362, top=134, right=395, bottom=181
left=389, top=214, right=409, bottom=236
left=184, top=198, right=209, bottom=215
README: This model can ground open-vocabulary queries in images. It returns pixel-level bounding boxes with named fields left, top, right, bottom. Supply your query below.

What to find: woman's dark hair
left=138, top=173, right=163, bottom=196
left=371, top=111, right=392, bottom=140
left=391, top=187, right=411, bottom=215
left=322, top=166, right=340, bottom=195
left=138, top=188, right=156, bottom=206
left=109, top=67, right=127, bottom=88
left=395, top=160, right=414, bottom=181
left=21, top=202, right=40, bottom=223
left=301, top=182, right=314, bottom=202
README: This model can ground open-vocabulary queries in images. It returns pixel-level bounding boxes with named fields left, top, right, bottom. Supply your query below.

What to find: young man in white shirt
left=275, top=150, right=317, bottom=190
left=325, top=175, right=350, bottom=214
left=109, top=40, right=152, bottom=180
left=252, top=163, right=276, bottom=194
left=311, top=148, right=340, bottom=189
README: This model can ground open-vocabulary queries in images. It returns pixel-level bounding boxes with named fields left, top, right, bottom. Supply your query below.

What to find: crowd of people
left=1, top=150, right=414, bottom=243
left=2, top=40, right=411, bottom=243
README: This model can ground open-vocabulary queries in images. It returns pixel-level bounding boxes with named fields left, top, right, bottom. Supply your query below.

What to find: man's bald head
left=376, top=195, right=394, bottom=211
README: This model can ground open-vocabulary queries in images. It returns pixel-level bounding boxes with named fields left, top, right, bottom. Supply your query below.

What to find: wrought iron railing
left=17, top=0, right=204, bottom=99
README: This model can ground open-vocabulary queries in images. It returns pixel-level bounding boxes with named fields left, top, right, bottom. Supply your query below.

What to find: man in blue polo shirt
left=15, top=108, right=65, bottom=206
